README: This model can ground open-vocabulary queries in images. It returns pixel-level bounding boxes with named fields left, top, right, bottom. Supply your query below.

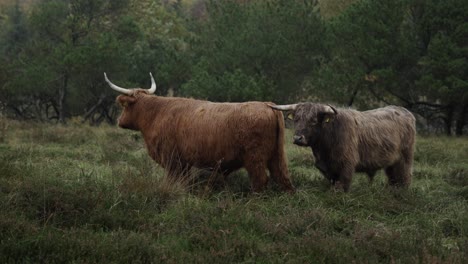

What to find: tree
left=1, top=0, right=134, bottom=123
left=319, top=0, right=358, bottom=19
left=413, top=0, right=468, bottom=135
left=316, top=0, right=409, bottom=108
left=317, top=0, right=467, bottom=135
left=0, top=0, right=193, bottom=124
left=181, top=0, right=326, bottom=102
left=0, top=0, right=37, bottom=119
left=124, top=0, right=193, bottom=96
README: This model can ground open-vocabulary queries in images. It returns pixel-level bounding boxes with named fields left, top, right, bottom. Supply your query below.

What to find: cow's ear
left=318, top=112, right=335, bottom=124
left=117, top=95, right=136, bottom=107
left=286, top=112, right=294, bottom=120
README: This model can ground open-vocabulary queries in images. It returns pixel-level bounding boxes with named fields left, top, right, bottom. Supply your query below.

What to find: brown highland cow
left=104, top=73, right=294, bottom=193
left=270, top=103, right=416, bottom=192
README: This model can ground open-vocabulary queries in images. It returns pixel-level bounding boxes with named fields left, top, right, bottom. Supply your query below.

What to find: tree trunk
left=445, top=106, right=454, bottom=136
left=455, top=103, right=467, bottom=136
left=46, top=101, right=59, bottom=121
left=83, top=94, right=105, bottom=122
left=58, top=73, right=68, bottom=124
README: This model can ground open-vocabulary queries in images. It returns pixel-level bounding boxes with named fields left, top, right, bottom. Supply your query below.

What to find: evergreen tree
left=181, top=0, right=325, bottom=102
left=317, top=0, right=409, bottom=108
left=414, top=0, right=468, bottom=135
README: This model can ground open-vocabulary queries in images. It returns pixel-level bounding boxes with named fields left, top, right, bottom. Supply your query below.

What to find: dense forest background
left=0, top=0, right=467, bottom=135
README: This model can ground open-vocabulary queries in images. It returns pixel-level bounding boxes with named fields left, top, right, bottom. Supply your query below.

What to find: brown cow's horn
left=270, top=104, right=298, bottom=111
left=147, top=72, right=156, bottom=94
left=104, top=73, right=133, bottom=95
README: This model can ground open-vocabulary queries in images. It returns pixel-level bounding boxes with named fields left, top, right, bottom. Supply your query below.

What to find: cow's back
left=354, top=106, right=416, bottom=170
left=147, top=99, right=279, bottom=169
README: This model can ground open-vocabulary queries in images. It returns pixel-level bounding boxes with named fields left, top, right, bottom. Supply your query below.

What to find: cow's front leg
left=337, top=166, right=354, bottom=192
left=314, top=160, right=330, bottom=180
left=313, top=150, right=332, bottom=181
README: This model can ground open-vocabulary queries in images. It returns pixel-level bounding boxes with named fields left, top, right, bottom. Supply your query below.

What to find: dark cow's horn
left=270, top=104, right=298, bottom=111
left=104, top=73, right=133, bottom=95
left=325, top=104, right=338, bottom=115
left=148, top=72, right=156, bottom=94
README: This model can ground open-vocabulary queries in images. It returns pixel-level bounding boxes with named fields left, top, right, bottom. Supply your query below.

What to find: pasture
left=0, top=120, right=467, bottom=263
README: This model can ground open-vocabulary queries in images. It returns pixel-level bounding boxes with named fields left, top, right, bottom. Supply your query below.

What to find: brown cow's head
left=270, top=103, right=337, bottom=146
left=104, top=73, right=157, bottom=130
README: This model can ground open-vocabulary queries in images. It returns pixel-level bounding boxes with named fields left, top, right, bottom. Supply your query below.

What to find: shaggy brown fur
left=276, top=103, right=415, bottom=192
left=115, top=89, right=295, bottom=193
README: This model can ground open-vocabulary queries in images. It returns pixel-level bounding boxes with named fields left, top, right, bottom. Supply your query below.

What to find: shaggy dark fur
left=277, top=103, right=416, bottom=192
left=115, top=89, right=295, bottom=193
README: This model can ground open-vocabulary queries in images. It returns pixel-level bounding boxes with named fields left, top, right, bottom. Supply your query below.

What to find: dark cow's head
left=104, top=73, right=157, bottom=130
left=270, top=103, right=338, bottom=146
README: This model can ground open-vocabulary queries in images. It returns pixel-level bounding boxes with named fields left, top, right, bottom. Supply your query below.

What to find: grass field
left=0, top=120, right=467, bottom=263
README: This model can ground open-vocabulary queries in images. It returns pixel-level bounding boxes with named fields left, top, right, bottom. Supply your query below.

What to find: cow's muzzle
left=293, top=135, right=307, bottom=146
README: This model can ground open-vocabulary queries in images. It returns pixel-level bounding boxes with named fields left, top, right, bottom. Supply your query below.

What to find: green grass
left=1, top=120, right=467, bottom=263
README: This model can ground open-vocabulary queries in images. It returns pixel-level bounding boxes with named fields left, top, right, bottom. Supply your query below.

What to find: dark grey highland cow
left=270, top=103, right=416, bottom=192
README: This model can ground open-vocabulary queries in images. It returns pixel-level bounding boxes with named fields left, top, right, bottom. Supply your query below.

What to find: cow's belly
left=220, top=159, right=243, bottom=174
left=184, top=148, right=243, bottom=171
left=356, top=154, right=399, bottom=171
left=357, top=138, right=401, bottom=170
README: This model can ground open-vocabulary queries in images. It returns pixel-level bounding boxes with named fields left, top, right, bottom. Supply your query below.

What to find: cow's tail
left=270, top=107, right=295, bottom=193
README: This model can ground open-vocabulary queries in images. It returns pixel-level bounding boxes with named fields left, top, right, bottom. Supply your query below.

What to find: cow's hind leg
left=367, top=170, right=377, bottom=184
left=244, top=159, right=269, bottom=193
left=385, top=159, right=412, bottom=187
left=268, top=157, right=295, bottom=193
left=337, top=166, right=354, bottom=192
